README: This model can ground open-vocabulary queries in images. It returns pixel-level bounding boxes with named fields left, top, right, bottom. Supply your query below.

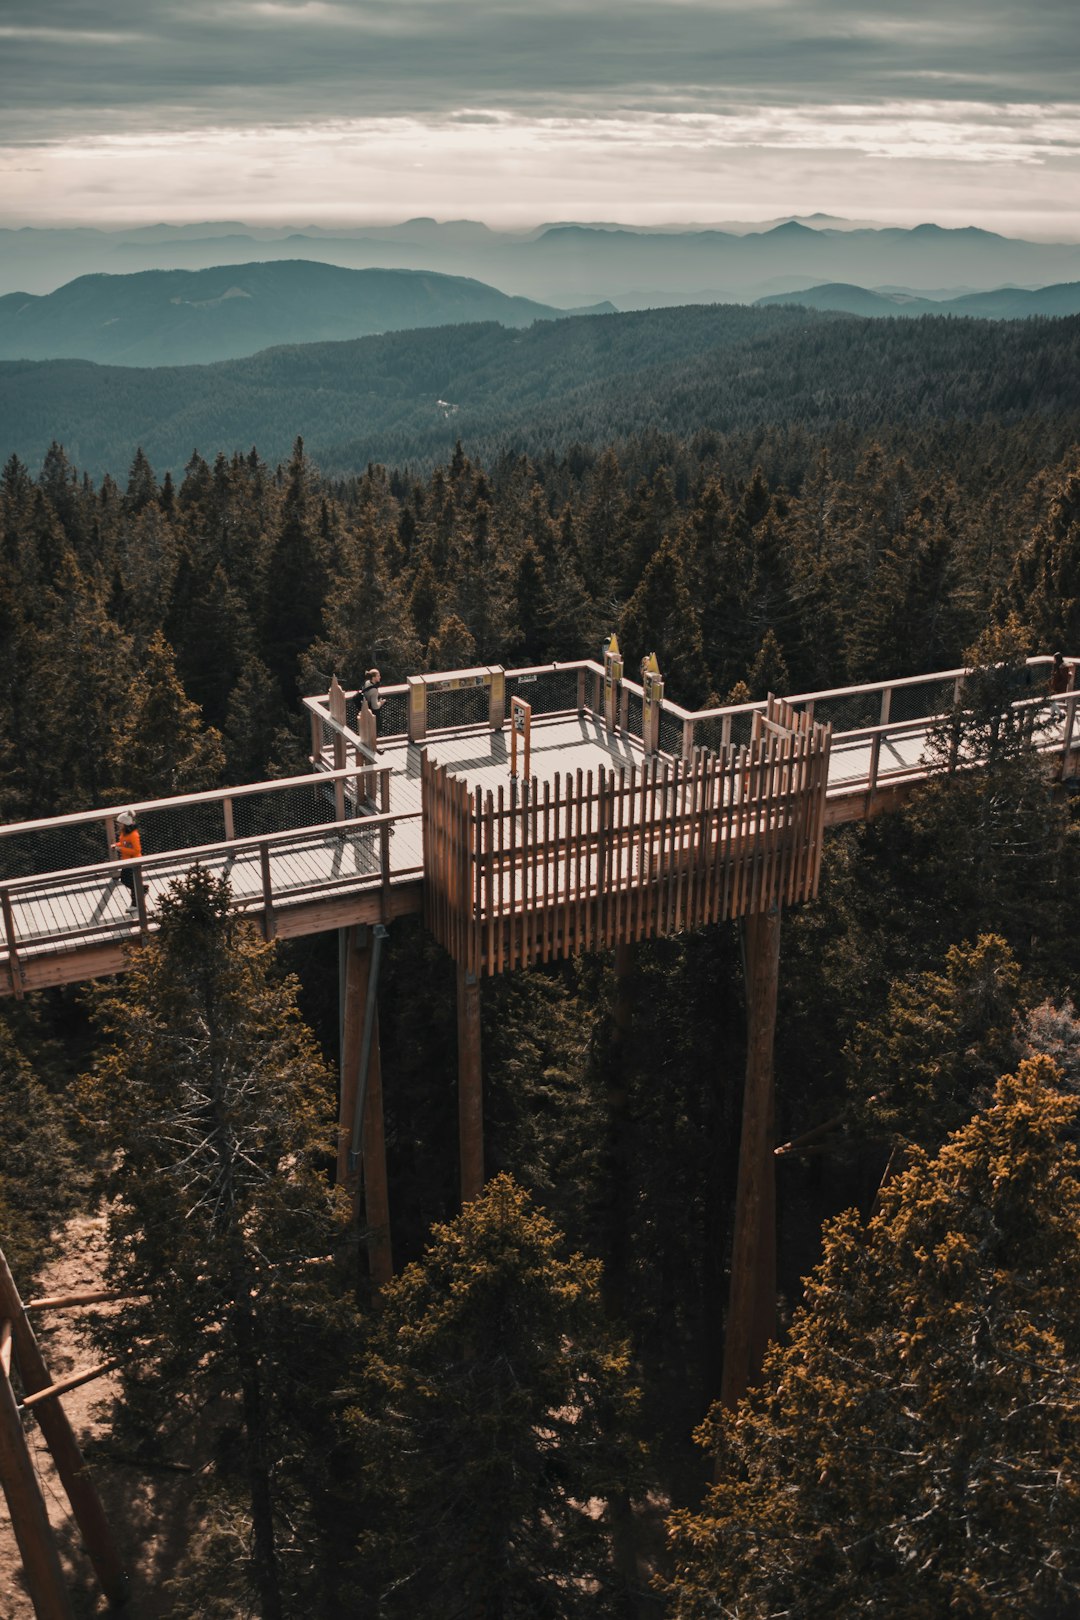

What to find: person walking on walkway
left=112, top=809, right=142, bottom=915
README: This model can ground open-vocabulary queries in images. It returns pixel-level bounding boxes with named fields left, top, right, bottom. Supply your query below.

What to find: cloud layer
left=2, top=0, right=1078, bottom=230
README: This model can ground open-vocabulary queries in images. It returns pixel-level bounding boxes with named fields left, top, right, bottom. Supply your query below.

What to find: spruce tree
left=346, top=1174, right=645, bottom=1618
left=79, top=869, right=353, bottom=1619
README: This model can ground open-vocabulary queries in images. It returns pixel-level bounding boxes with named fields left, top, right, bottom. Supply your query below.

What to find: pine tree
left=346, top=1174, right=645, bottom=1619
left=78, top=869, right=354, bottom=1619
left=665, top=1060, right=1080, bottom=1619
left=108, top=628, right=225, bottom=800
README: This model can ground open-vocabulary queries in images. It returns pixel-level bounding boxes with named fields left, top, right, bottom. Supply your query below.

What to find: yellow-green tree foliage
left=664, top=1058, right=1080, bottom=1619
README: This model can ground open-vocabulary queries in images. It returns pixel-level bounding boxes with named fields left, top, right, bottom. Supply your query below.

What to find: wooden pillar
left=604, top=941, right=635, bottom=1316
left=361, top=1005, right=393, bottom=1286
left=0, top=1357, right=75, bottom=1620
left=457, top=961, right=484, bottom=1205
left=721, top=905, right=781, bottom=1411
left=0, top=1247, right=126, bottom=1609
left=338, top=927, right=393, bottom=1285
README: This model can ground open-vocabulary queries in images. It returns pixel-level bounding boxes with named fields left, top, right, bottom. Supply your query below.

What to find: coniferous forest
left=3, top=334, right=1080, bottom=1615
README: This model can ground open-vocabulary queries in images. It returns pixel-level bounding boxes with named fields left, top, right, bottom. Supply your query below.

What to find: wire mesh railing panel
left=232, top=782, right=339, bottom=841
left=659, top=706, right=684, bottom=759
left=427, top=683, right=490, bottom=733
left=887, top=677, right=956, bottom=727
left=810, top=689, right=884, bottom=736
left=624, top=689, right=644, bottom=742
left=139, top=802, right=228, bottom=860
left=378, top=691, right=408, bottom=738
left=506, top=668, right=580, bottom=717
left=690, top=715, right=728, bottom=755
left=0, top=820, right=111, bottom=883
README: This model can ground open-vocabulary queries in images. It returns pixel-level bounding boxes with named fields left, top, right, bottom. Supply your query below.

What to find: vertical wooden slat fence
left=423, top=709, right=832, bottom=974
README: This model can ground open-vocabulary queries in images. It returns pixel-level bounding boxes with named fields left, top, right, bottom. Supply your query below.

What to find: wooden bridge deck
left=2, top=656, right=1077, bottom=996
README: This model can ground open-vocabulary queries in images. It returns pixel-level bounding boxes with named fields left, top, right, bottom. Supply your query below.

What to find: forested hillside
left=2, top=378, right=1080, bottom=1613
left=1, top=301, right=1078, bottom=480
left=0, top=259, right=595, bottom=367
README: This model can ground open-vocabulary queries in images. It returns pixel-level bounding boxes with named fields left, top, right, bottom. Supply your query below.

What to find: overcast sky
left=2, top=0, right=1079, bottom=235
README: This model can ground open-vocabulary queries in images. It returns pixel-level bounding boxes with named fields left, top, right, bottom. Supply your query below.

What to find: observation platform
left=0, top=652, right=1076, bottom=997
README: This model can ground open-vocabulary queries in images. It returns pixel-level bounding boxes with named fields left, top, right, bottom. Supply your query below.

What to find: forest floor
left=1, top=1208, right=206, bottom=1620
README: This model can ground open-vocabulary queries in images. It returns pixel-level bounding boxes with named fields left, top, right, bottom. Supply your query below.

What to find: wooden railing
left=0, top=765, right=424, bottom=998
left=306, top=655, right=1079, bottom=811
left=423, top=699, right=832, bottom=975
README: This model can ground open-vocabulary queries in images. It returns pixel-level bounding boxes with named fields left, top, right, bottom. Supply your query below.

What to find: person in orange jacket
left=113, top=809, right=142, bottom=914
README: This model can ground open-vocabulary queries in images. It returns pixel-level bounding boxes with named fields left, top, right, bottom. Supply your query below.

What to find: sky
left=2, top=0, right=1079, bottom=237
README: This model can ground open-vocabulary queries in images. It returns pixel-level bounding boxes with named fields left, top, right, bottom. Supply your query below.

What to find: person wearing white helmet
left=112, top=809, right=142, bottom=915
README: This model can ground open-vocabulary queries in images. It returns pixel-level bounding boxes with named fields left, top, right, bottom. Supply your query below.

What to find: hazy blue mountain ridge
left=757, top=281, right=1080, bottom=318
left=3, top=218, right=1079, bottom=304
left=0, top=260, right=609, bottom=366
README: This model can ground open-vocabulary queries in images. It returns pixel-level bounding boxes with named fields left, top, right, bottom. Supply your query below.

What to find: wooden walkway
left=2, top=656, right=1077, bottom=996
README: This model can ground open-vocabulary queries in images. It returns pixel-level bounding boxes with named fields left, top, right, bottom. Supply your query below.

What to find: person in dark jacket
left=361, top=667, right=384, bottom=753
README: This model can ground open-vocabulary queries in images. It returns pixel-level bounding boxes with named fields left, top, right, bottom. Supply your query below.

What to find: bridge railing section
left=307, top=653, right=1074, bottom=802
left=0, top=766, right=394, bottom=885
left=1, top=789, right=421, bottom=995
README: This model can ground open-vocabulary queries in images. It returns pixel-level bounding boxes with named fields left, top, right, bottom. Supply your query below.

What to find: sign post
left=603, top=634, right=623, bottom=733
left=510, top=697, right=532, bottom=783
left=641, top=652, right=664, bottom=756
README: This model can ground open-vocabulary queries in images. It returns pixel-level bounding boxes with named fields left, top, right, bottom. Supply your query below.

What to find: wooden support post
left=721, top=904, right=781, bottom=1413
left=361, top=1003, right=394, bottom=1288
left=0, top=1363, right=75, bottom=1620
left=338, top=928, right=394, bottom=1284
left=2, top=886, right=24, bottom=1000
left=457, top=961, right=484, bottom=1205
left=407, top=675, right=427, bottom=743
left=603, top=941, right=635, bottom=1316
left=488, top=668, right=506, bottom=732
left=0, top=1245, right=127, bottom=1608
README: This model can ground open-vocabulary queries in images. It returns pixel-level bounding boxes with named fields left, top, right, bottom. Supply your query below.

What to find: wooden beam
left=721, top=905, right=781, bottom=1413
left=20, top=1360, right=120, bottom=1412
left=457, top=962, right=484, bottom=1204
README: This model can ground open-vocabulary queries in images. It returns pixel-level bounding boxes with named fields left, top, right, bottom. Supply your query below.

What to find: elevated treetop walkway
left=0, top=646, right=1075, bottom=999
left=0, top=642, right=1075, bottom=1431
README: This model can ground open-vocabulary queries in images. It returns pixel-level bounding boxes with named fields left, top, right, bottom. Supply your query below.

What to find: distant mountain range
left=0, top=261, right=610, bottom=366
left=756, top=281, right=1080, bottom=319
left=3, top=217, right=1080, bottom=308
left=2, top=302, right=1076, bottom=483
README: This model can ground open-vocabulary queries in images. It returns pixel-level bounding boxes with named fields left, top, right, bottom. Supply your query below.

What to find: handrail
left=0, top=763, right=383, bottom=843
left=0, top=809, right=405, bottom=899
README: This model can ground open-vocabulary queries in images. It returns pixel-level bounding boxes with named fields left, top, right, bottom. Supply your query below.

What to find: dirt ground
left=0, top=1210, right=203, bottom=1620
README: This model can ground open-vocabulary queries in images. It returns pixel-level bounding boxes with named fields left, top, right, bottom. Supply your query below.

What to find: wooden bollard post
left=721, top=904, right=781, bottom=1413
left=457, top=962, right=484, bottom=1204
